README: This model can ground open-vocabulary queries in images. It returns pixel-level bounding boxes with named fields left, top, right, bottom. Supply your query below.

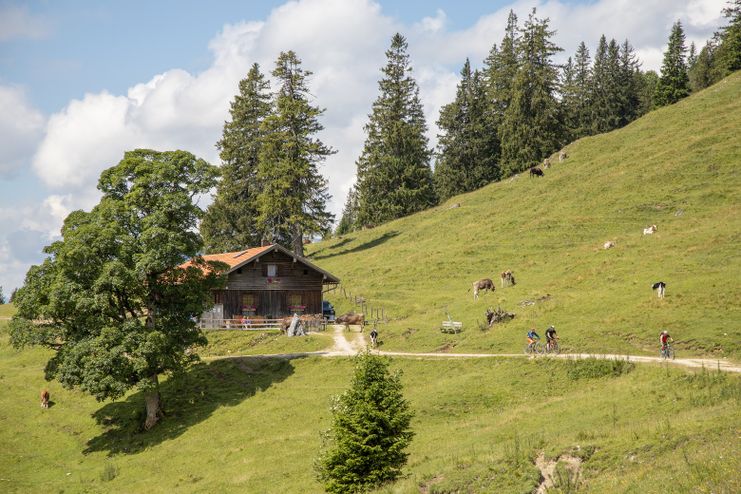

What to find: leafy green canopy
left=201, top=63, right=272, bottom=253
left=316, top=352, right=414, bottom=493
left=10, top=149, right=225, bottom=403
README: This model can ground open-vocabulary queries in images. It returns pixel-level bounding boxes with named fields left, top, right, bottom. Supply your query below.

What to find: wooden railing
left=199, top=317, right=327, bottom=331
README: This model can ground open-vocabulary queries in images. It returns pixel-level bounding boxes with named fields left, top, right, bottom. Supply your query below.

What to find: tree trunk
left=292, top=224, right=304, bottom=257
left=143, top=374, right=163, bottom=431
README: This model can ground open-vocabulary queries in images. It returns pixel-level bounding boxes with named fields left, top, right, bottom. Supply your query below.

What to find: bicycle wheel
left=524, top=345, right=531, bottom=355
left=666, top=347, right=675, bottom=360
left=551, top=341, right=560, bottom=354
left=534, top=342, right=545, bottom=354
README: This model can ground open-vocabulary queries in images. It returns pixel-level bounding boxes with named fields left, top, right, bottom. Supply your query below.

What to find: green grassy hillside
left=1, top=320, right=739, bottom=493
left=311, top=73, right=741, bottom=360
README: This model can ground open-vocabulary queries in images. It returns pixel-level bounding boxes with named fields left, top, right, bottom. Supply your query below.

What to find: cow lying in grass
left=643, top=224, right=658, bottom=235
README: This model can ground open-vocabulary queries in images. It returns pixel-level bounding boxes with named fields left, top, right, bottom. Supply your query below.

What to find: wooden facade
left=197, top=245, right=339, bottom=320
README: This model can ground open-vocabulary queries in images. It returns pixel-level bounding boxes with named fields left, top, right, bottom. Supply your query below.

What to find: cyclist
left=545, top=325, right=558, bottom=351
left=527, top=329, right=540, bottom=351
left=659, top=330, right=672, bottom=354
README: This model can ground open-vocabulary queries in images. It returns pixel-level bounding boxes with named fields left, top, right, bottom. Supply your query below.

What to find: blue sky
left=0, top=0, right=726, bottom=293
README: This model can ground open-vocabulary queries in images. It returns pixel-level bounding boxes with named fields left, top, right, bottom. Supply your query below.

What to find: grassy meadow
left=310, top=73, right=741, bottom=360
left=1, top=318, right=739, bottom=493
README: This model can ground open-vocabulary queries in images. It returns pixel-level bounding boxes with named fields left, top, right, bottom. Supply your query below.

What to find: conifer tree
left=434, top=60, right=500, bottom=201
left=201, top=64, right=271, bottom=253
left=637, top=70, right=659, bottom=114
left=655, top=21, right=690, bottom=106
left=483, top=10, right=520, bottom=125
left=713, top=0, right=741, bottom=78
left=689, top=41, right=716, bottom=91
left=256, top=51, right=334, bottom=256
left=618, top=39, right=642, bottom=124
left=590, top=36, right=622, bottom=133
left=353, top=34, right=435, bottom=228
left=499, top=9, right=562, bottom=175
left=571, top=42, right=593, bottom=138
left=559, top=56, right=580, bottom=142
left=336, top=186, right=359, bottom=236
left=316, top=352, right=414, bottom=493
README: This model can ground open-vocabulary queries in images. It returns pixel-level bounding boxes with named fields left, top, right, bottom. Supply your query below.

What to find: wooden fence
left=200, top=318, right=327, bottom=331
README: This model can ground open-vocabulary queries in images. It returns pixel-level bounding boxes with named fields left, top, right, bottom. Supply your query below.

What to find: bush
left=566, top=358, right=635, bottom=380
left=316, top=352, right=414, bottom=493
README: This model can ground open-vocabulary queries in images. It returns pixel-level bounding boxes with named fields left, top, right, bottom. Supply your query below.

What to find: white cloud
left=0, top=85, right=45, bottom=177
left=0, top=4, right=50, bottom=41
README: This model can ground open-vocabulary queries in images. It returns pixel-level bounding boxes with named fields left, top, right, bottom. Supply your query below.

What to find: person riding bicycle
left=545, top=325, right=557, bottom=350
left=527, top=329, right=540, bottom=350
left=659, top=330, right=672, bottom=351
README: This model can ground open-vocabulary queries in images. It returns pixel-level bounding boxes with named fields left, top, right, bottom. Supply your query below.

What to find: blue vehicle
left=322, top=300, right=336, bottom=321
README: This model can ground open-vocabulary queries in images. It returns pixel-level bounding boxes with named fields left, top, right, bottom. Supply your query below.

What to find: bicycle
left=544, top=339, right=560, bottom=354
left=660, top=343, right=675, bottom=360
left=524, top=341, right=544, bottom=355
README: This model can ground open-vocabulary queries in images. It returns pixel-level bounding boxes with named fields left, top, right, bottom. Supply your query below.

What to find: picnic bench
left=441, top=315, right=463, bottom=334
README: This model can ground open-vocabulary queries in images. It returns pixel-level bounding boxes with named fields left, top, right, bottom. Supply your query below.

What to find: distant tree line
left=337, top=2, right=741, bottom=231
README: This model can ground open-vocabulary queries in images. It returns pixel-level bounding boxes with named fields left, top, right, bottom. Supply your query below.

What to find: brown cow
left=500, top=270, right=516, bottom=287
left=40, top=389, right=50, bottom=409
left=530, top=167, right=544, bottom=178
left=472, top=278, right=495, bottom=301
left=336, top=312, right=365, bottom=330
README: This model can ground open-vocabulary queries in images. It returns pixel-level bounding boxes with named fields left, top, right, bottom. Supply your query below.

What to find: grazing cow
left=652, top=281, right=666, bottom=299
left=500, top=270, right=516, bottom=287
left=530, top=167, right=544, bottom=178
left=336, top=312, right=365, bottom=329
left=603, top=241, right=615, bottom=249
left=543, top=158, right=551, bottom=169
left=643, top=224, right=658, bottom=235
left=559, top=150, right=568, bottom=162
left=448, top=202, right=461, bottom=209
left=40, top=389, right=50, bottom=409
left=472, top=278, right=495, bottom=301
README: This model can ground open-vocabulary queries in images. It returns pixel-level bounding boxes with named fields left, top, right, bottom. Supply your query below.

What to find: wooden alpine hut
left=184, top=244, right=339, bottom=324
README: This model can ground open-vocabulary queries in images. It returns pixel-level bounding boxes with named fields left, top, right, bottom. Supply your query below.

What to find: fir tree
left=256, top=51, right=334, bottom=256
left=483, top=10, right=520, bottom=125
left=572, top=41, right=593, bottom=138
left=336, top=186, right=359, bottom=236
left=316, top=352, right=414, bottom=493
left=618, top=39, right=642, bottom=124
left=201, top=63, right=271, bottom=253
left=713, top=0, right=741, bottom=78
left=354, top=34, right=436, bottom=228
left=590, top=36, right=622, bottom=133
left=638, top=70, right=659, bottom=115
left=434, top=60, right=500, bottom=201
left=689, top=41, right=716, bottom=91
left=655, top=21, right=690, bottom=106
left=560, top=56, right=580, bottom=142
left=500, top=9, right=563, bottom=175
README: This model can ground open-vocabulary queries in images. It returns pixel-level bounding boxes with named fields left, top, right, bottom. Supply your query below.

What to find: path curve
left=209, top=325, right=741, bottom=373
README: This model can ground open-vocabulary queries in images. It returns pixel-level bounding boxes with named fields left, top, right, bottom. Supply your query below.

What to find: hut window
left=288, top=293, right=303, bottom=306
left=267, top=264, right=277, bottom=277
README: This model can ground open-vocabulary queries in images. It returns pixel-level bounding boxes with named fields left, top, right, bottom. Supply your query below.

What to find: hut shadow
left=313, top=231, right=399, bottom=260
left=84, top=356, right=296, bottom=455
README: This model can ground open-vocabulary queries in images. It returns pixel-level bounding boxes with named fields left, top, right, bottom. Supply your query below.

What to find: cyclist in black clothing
left=545, top=325, right=557, bottom=351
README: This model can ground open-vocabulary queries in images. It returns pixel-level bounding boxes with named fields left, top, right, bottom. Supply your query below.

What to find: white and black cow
left=652, top=281, right=666, bottom=299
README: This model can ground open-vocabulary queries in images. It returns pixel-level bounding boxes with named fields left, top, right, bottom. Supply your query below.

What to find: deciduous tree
left=10, top=150, right=224, bottom=430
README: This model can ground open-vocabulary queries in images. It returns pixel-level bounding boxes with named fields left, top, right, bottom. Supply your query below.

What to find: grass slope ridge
left=310, top=73, right=741, bottom=360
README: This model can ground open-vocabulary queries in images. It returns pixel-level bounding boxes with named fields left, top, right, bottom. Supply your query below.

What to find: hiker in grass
left=527, top=329, right=540, bottom=351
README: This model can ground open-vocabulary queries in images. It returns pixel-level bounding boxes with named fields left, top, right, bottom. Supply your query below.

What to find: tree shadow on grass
left=312, top=231, right=400, bottom=260
left=84, top=356, right=298, bottom=455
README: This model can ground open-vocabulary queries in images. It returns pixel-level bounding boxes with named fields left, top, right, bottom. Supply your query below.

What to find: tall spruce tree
left=572, top=42, right=593, bottom=138
left=689, top=41, right=716, bottom=91
left=560, top=56, right=580, bottom=142
left=499, top=9, right=562, bottom=175
left=434, top=60, right=500, bottom=201
left=201, top=63, right=271, bottom=253
left=655, top=21, right=690, bottom=106
left=336, top=186, right=359, bottom=236
left=353, top=33, right=435, bottom=228
left=637, top=70, right=659, bottom=114
left=483, top=10, right=520, bottom=126
left=256, top=51, right=334, bottom=256
left=590, top=36, right=622, bottom=133
left=618, top=39, right=642, bottom=124
left=713, top=0, right=741, bottom=78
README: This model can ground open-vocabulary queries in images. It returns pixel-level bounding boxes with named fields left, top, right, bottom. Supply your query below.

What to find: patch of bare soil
left=418, top=474, right=444, bottom=493
left=535, top=452, right=582, bottom=494
left=435, top=341, right=458, bottom=353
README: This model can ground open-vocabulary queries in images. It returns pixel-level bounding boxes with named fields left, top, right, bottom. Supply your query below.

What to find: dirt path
left=534, top=452, right=582, bottom=493
left=211, top=325, right=741, bottom=374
